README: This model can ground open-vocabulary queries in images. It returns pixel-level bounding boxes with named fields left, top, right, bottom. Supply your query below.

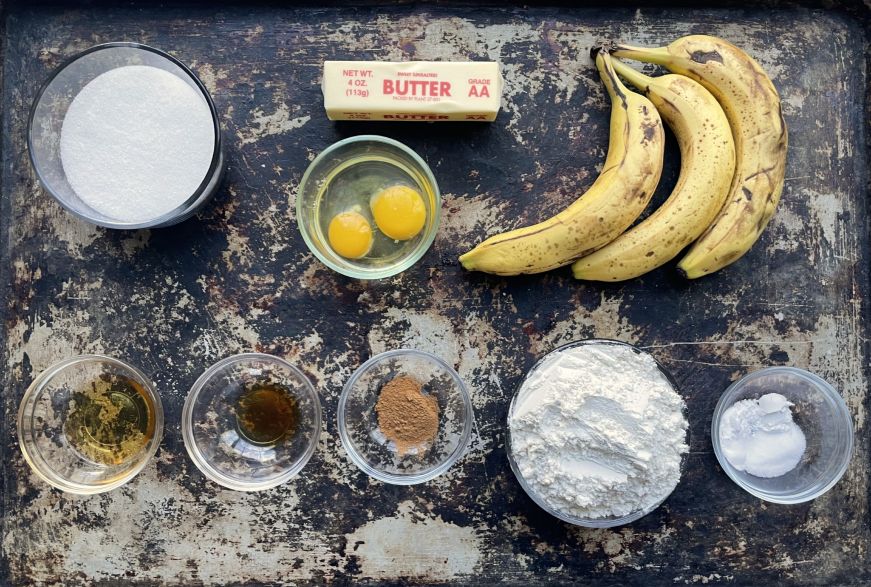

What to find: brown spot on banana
left=690, top=50, right=724, bottom=64
left=744, top=165, right=776, bottom=183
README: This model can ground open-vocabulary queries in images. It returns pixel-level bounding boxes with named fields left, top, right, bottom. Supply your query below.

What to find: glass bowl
left=17, top=355, right=164, bottom=494
left=338, top=349, right=473, bottom=484
left=506, top=339, right=687, bottom=528
left=711, top=366, right=853, bottom=504
left=182, top=353, right=322, bottom=491
left=28, top=42, right=224, bottom=229
left=296, top=135, right=441, bottom=279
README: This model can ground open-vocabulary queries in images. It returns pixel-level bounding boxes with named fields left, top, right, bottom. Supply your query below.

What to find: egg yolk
left=328, top=211, right=373, bottom=259
left=370, top=185, right=426, bottom=241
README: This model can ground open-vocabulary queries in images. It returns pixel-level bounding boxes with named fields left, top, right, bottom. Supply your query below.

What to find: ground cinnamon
left=375, top=375, right=440, bottom=456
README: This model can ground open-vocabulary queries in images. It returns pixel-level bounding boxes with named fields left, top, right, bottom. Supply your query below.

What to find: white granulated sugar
left=60, top=65, right=215, bottom=223
left=509, top=343, right=688, bottom=520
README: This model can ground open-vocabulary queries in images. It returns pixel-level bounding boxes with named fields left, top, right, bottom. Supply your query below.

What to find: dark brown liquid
left=235, top=384, right=299, bottom=445
left=64, top=374, right=156, bottom=466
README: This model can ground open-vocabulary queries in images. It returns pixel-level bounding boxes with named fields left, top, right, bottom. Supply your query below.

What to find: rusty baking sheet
left=0, top=1, right=869, bottom=585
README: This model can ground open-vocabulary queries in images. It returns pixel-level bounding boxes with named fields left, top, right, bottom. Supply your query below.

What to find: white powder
left=509, top=343, right=688, bottom=520
left=719, top=393, right=806, bottom=478
left=60, top=65, right=215, bottom=223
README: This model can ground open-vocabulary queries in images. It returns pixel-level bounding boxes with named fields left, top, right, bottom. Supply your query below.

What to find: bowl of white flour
left=28, top=43, right=224, bottom=229
left=507, top=339, right=688, bottom=527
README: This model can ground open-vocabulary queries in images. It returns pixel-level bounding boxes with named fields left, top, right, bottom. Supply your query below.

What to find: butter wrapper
left=322, top=61, right=502, bottom=122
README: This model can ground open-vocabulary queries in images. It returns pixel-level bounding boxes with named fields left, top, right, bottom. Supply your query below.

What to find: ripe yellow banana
left=572, top=58, right=735, bottom=282
left=612, top=35, right=788, bottom=278
left=458, top=51, right=665, bottom=276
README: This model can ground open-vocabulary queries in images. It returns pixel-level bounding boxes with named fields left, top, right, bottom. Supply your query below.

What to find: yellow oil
left=64, top=374, right=155, bottom=466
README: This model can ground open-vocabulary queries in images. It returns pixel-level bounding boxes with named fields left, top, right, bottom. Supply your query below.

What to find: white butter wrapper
left=322, top=61, right=502, bottom=122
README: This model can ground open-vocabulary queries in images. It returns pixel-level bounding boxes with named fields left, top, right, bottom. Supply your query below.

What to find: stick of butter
left=322, top=61, right=502, bottom=122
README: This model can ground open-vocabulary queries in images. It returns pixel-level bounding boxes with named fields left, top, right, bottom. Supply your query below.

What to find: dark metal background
left=0, top=2, right=868, bottom=585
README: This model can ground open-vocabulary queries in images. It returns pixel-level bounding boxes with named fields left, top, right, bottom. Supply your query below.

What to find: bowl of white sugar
left=711, top=367, right=853, bottom=504
left=28, top=43, right=224, bottom=229
left=506, top=339, right=689, bottom=528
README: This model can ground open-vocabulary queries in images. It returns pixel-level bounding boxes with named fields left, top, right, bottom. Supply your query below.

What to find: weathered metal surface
left=0, top=2, right=869, bottom=585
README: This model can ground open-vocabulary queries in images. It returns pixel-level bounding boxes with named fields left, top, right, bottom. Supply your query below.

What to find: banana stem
left=611, top=43, right=671, bottom=66
left=595, top=51, right=630, bottom=106
left=609, top=57, right=653, bottom=93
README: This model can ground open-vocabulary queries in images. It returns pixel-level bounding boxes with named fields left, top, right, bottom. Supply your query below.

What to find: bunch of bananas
left=459, top=35, right=788, bottom=281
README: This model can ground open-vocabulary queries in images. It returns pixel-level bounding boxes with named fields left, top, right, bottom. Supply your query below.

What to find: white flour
left=509, top=343, right=688, bottom=520
left=60, top=65, right=215, bottom=223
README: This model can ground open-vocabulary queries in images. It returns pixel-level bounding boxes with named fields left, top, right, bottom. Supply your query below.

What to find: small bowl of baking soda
left=28, top=42, right=224, bottom=229
left=711, top=367, right=853, bottom=504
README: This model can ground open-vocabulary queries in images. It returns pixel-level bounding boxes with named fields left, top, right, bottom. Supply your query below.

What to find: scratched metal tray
left=0, top=1, right=868, bottom=585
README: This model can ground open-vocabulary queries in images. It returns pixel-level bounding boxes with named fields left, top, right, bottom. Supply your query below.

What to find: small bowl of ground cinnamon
left=338, top=349, right=473, bottom=485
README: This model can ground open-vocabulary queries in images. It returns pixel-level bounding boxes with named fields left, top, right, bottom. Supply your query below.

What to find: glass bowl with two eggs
left=296, top=135, right=441, bottom=279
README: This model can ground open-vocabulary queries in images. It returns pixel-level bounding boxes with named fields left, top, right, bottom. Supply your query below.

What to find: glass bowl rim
left=295, top=134, right=442, bottom=280
left=16, top=353, right=165, bottom=495
left=26, top=41, right=223, bottom=230
left=337, top=348, right=474, bottom=485
left=506, top=338, right=687, bottom=527
left=181, top=352, right=323, bottom=492
left=710, top=365, right=854, bottom=504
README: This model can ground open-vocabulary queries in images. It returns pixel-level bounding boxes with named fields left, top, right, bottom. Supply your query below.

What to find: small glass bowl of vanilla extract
left=182, top=353, right=322, bottom=491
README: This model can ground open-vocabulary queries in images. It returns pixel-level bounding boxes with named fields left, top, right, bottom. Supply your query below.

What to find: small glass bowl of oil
left=182, top=353, right=322, bottom=491
left=17, top=355, right=164, bottom=494
left=296, top=135, right=441, bottom=279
